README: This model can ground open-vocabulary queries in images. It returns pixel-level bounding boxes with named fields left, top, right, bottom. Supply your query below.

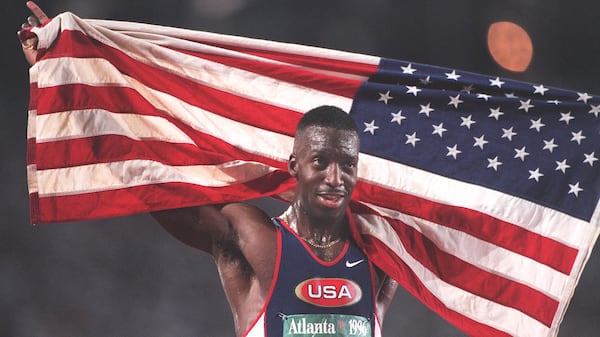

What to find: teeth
left=321, top=195, right=340, bottom=200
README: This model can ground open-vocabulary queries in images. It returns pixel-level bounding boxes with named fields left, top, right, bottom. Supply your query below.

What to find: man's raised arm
left=151, top=206, right=231, bottom=254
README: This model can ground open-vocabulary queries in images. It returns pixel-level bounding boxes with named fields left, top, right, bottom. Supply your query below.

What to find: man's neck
left=287, top=201, right=348, bottom=246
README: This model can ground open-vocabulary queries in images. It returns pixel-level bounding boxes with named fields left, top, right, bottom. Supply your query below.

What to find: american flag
left=25, top=12, right=599, bottom=337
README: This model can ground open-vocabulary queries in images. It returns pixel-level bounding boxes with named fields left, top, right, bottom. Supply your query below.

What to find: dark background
left=2, top=0, right=599, bottom=336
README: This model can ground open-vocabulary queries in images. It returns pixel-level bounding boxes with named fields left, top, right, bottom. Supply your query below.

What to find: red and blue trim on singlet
left=243, top=217, right=382, bottom=337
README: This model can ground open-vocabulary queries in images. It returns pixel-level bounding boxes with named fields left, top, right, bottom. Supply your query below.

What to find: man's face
left=289, top=126, right=359, bottom=221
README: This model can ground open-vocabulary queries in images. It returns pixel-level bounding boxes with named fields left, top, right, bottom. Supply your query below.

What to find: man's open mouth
left=316, top=192, right=346, bottom=208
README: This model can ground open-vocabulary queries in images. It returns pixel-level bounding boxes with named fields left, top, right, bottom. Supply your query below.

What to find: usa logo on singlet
left=294, top=278, right=362, bottom=307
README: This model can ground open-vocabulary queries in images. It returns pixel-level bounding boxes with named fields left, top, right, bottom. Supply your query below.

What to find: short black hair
left=295, top=105, right=358, bottom=135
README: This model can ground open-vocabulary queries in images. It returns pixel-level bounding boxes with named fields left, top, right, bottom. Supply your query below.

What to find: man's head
left=288, top=106, right=360, bottom=222
left=293, top=105, right=359, bottom=140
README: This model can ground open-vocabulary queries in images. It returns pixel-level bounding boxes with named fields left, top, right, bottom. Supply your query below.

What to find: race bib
left=282, top=314, right=371, bottom=337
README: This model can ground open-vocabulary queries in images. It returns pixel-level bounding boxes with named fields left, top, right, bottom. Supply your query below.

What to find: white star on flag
left=419, top=75, right=432, bottom=85
left=528, top=168, right=544, bottom=182
left=488, top=107, right=504, bottom=120
left=406, top=85, right=422, bottom=96
left=543, top=139, right=558, bottom=153
left=559, top=112, right=574, bottom=125
left=448, top=94, right=463, bottom=109
left=391, top=111, right=406, bottom=125
left=477, top=93, right=492, bottom=101
left=529, top=118, right=545, bottom=132
left=533, top=84, right=549, bottom=95
left=363, top=120, right=379, bottom=135
left=419, top=103, right=434, bottom=116
left=501, top=127, right=517, bottom=141
left=432, top=123, right=447, bottom=137
left=583, top=152, right=598, bottom=166
left=378, top=91, right=393, bottom=104
left=473, top=135, right=488, bottom=150
left=446, top=144, right=462, bottom=159
left=514, top=146, right=530, bottom=161
left=577, top=92, right=592, bottom=103
left=571, top=131, right=586, bottom=144
left=519, top=99, right=535, bottom=112
left=568, top=182, right=583, bottom=197
left=489, top=77, right=505, bottom=88
left=487, top=156, right=502, bottom=171
left=460, top=115, right=476, bottom=129
left=461, top=84, right=474, bottom=93
left=445, top=70, right=461, bottom=80
left=589, top=104, right=600, bottom=117
left=405, top=132, right=420, bottom=147
left=555, top=160, right=571, bottom=173
left=401, top=63, right=417, bottom=74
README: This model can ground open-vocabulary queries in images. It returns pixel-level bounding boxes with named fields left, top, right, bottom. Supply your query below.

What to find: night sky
left=2, top=0, right=599, bottom=336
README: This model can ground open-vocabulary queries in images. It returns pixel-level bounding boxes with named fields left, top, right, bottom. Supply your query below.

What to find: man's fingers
left=21, top=37, right=38, bottom=50
left=26, top=1, right=49, bottom=24
left=27, top=15, right=40, bottom=27
left=19, top=1, right=47, bottom=65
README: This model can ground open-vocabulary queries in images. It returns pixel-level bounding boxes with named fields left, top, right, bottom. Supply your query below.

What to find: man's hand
left=18, top=1, right=50, bottom=65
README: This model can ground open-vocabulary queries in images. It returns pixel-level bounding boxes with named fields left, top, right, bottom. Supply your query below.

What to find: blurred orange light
left=487, top=21, right=533, bottom=72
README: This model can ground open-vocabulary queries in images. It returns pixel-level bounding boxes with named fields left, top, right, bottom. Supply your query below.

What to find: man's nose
left=324, top=163, right=343, bottom=186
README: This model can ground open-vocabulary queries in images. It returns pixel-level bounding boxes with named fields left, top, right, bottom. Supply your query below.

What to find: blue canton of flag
left=350, top=59, right=600, bottom=221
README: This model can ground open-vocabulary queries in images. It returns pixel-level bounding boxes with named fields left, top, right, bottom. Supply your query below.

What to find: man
left=153, top=105, right=398, bottom=336
left=20, top=3, right=398, bottom=336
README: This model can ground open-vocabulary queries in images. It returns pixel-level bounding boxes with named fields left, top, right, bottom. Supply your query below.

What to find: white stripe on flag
left=35, top=109, right=195, bottom=144
left=33, top=160, right=277, bottom=196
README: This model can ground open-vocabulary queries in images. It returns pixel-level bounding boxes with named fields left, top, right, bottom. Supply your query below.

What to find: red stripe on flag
left=355, top=181, right=578, bottom=275
left=35, top=84, right=157, bottom=115
left=28, top=83, right=39, bottom=110
left=27, top=137, right=36, bottom=166
left=34, top=133, right=288, bottom=171
left=29, top=192, right=41, bottom=225
left=34, top=172, right=295, bottom=224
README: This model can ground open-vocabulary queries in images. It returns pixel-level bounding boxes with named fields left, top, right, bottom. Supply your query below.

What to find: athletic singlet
left=243, top=218, right=382, bottom=337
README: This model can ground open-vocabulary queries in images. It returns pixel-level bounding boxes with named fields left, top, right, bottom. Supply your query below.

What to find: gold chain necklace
left=281, top=206, right=343, bottom=249
left=301, top=237, right=342, bottom=249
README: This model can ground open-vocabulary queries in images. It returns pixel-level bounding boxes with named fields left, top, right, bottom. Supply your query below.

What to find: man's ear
left=288, top=153, right=298, bottom=178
